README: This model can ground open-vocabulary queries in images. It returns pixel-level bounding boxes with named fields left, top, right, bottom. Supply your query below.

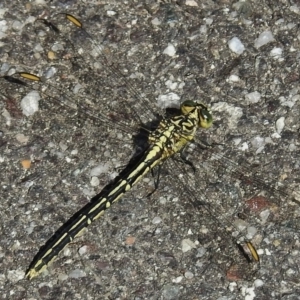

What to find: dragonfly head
left=180, top=100, right=213, bottom=129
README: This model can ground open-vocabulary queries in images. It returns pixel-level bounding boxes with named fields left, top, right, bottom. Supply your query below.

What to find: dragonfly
left=1, top=7, right=299, bottom=287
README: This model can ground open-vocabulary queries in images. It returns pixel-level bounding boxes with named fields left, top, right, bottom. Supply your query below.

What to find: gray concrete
left=0, top=0, right=299, bottom=299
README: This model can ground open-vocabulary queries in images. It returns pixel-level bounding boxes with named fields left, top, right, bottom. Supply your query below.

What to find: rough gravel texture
left=0, top=1, right=300, bottom=299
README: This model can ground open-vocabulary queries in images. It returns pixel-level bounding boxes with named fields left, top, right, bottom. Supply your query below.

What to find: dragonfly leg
left=147, top=165, right=162, bottom=197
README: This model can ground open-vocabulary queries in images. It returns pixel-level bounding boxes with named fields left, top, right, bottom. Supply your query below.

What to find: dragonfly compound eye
left=199, top=106, right=213, bottom=129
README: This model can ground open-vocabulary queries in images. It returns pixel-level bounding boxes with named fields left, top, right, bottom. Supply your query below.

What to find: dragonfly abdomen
left=25, top=140, right=166, bottom=279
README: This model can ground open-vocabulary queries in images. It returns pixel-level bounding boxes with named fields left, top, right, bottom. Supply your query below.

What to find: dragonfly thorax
left=180, top=100, right=213, bottom=129
left=147, top=101, right=212, bottom=161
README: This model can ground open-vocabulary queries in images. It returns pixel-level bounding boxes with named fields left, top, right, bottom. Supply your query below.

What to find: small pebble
left=196, top=247, right=206, bottom=258
left=151, top=18, right=161, bottom=26
left=90, top=176, right=100, bottom=187
left=15, top=133, right=29, bottom=144
left=243, top=287, right=255, bottom=300
left=290, top=5, right=300, bottom=14
left=228, top=74, right=240, bottom=82
left=181, top=239, right=196, bottom=252
left=20, top=91, right=40, bottom=116
left=186, top=0, right=198, bottom=7
left=172, top=276, right=183, bottom=283
left=12, top=20, right=23, bottom=31
left=0, top=20, right=8, bottom=39
left=254, top=30, right=275, bottom=48
left=125, top=236, right=136, bottom=245
left=246, top=196, right=270, bottom=213
left=43, top=66, right=57, bottom=79
left=152, top=216, right=162, bottom=224
left=270, top=47, right=283, bottom=60
left=276, top=116, right=285, bottom=134
left=21, top=159, right=31, bottom=169
left=245, top=91, right=261, bottom=104
left=260, top=209, right=271, bottom=224
left=157, top=92, right=180, bottom=108
left=163, top=43, right=176, bottom=57
left=69, top=269, right=86, bottom=278
left=107, top=10, right=116, bottom=16
left=254, top=279, right=264, bottom=287
left=265, top=248, right=271, bottom=255
left=78, top=245, right=88, bottom=256
left=184, top=270, right=194, bottom=279
left=228, top=37, right=245, bottom=55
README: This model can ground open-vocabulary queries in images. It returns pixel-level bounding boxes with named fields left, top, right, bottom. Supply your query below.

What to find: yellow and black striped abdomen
left=26, top=136, right=167, bottom=279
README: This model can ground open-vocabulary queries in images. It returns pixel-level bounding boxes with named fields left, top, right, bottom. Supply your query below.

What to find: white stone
left=163, top=43, right=176, bottom=57
left=165, top=79, right=178, bottom=90
left=0, top=8, right=8, bottom=18
left=205, top=18, right=213, bottom=25
left=0, top=19, right=8, bottom=34
left=254, top=30, right=275, bottom=48
left=90, top=176, right=100, bottom=187
left=151, top=18, right=161, bottom=26
left=186, top=0, right=198, bottom=7
left=107, top=10, right=116, bottom=16
left=228, top=37, right=245, bottom=55
left=243, top=287, right=256, bottom=300
left=245, top=91, right=261, bottom=104
left=260, top=209, right=270, bottom=224
left=275, top=117, right=285, bottom=134
left=181, top=239, right=196, bottom=252
left=152, top=216, right=162, bottom=224
left=78, top=245, right=88, bottom=256
left=265, top=248, right=271, bottom=255
left=172, top=276, right=183, bottom=283
left=228, top=74, right=240, bottom=82
left=184, top=271, right=194, bottom=279
left=157, top=92, right=181, bottom=108
left=20, top=91, right=40, bottom=116
left=270, top=47, right=283, bottom=60
left=254, top=279, right=264, bottom=287
left=290, top=5, right=300, bottom=14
